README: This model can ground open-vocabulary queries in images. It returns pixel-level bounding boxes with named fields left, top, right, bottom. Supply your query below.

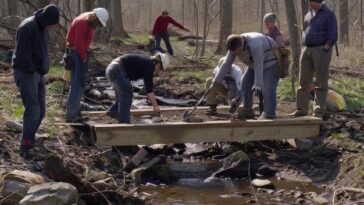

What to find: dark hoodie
left=12, top=4, right=59, bottom=75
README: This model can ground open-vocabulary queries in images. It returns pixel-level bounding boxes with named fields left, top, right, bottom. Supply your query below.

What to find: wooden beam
left=93, top=117, right=321, bottom=146
left=83, top=106, right=240, bottom=117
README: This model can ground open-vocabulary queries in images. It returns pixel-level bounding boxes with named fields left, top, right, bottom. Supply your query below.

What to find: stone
left=19, top=182, right=78, bottom=205
left=5, top=120, right=23, bottom=132
left=312, top=196, right=329, bottom=205
left=0, top=170, right=45, bottom=205
left=130, top=155, right=164, bottom=185
left=256, top=165, right=277, bottom=178
left=294, top=191, right=303, bottom=198
left=251, top=179, right=274, bottom=189
left=222, top=150, right=250, bottom=168
left=287, top=139, right=314, bottom=151
left=124, top=147, right=152, bottom=172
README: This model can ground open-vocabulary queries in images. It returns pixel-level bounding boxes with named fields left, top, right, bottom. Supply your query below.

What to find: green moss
left=125, top=33, right=149, bottom=44
left=277, top=76, right=298, bottom=101
left=48, top=66, right=64, bottom=77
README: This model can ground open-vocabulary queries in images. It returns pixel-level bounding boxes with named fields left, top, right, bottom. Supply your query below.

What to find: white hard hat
left=93, top=8, right=109, bottom=27
left=158, top=53, right=170, bottom=70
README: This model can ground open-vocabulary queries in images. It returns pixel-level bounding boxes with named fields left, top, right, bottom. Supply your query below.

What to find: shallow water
left=138, top=178, right=322, bottom=205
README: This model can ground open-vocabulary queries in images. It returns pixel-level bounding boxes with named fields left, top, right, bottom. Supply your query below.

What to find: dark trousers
left=154, top=32, right=173, bottom=55
left=14, top=70, right=45, bottom=148
left=105, top=63, right=133, bottom=123
left=66, top=49, right=88, bottom=120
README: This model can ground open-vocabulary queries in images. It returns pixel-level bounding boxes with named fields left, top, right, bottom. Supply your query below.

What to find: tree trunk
left=200, top=0, right=210, bottom=56
left=111, top=0, right=128, bottom=38
left=83, top=0, right=94, bottom=12
left=7, top=0, right=17, bottom=16
left=193, top=0, right=200, bottom=57
left=260, top=0, right=265, bottom=32
left=215, top=0, right=232, bottom=55
left=36, top=0, right=50, bottom=8
left=272, top=0, right=279, bottom=13
left=360, top=0, right=363, bottom=48
left=285, top=0, right=301, bottom=97
left=301, top=0, right=309, bottom=23
left=338, top=0, right=349, bottom=45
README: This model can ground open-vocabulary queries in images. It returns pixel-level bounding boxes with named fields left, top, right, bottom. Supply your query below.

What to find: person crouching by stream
left=105, top=53, right=170, bottom=123
left=205, top=57, right=243, bottom=115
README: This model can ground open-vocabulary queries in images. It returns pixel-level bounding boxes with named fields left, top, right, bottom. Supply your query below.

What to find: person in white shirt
left=205, top=57, right=243, bottom=115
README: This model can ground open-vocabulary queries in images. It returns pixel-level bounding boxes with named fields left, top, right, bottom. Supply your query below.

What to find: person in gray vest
left=213, top=33, right=279, bottom=119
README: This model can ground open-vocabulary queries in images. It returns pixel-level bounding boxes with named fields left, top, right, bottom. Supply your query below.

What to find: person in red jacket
left=65, top=8, right=109, bottom=122
left=152, top=10, right=189, bottom=56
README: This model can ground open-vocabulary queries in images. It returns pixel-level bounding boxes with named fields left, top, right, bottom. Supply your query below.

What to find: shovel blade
left=182, top=109, right=192, bottom=121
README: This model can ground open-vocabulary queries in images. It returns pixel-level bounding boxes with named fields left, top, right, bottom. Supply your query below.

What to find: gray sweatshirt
left=214, top=32, right=277, bottom=91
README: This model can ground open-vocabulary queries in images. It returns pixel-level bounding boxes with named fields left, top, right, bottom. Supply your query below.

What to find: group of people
left=206, top=0, right=341, bottom=120
left=12, top=0, right=341, bottom=159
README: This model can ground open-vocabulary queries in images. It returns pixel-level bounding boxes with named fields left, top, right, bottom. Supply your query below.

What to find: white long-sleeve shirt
left=213, top=64, right=243, bottom=94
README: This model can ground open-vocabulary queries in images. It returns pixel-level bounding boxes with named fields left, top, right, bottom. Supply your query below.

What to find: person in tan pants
left=290, top=0, right=337, bottom=118
left=205, top=57, right=243, bottom=115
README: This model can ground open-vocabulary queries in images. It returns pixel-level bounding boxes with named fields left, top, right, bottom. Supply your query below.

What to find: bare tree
left=361, top=0, right=363, bottom=47
left=7, top=0, right=17, bottom=16
left=301, top=0, right=309, bottom=23
left=260, top=0, right=265, bottom=32
left=111, top=0, right=128, bottom=38
left=215, top=0, right=232, bottom=55
left=338, top=0, right=349, bottom=44
left=193, top=0, right=200, bottom=57
left=36, top=0, right=50, bottom=8
left=272, top=0, right=279, bottom=13
left=285, top=0, right=301, bottom=96
left=83, top=0, right=95, bottom=12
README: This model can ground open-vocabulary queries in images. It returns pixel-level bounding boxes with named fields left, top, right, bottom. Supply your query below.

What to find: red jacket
left=66, top=14, right=93, bottom=61
left=152, top=15, right=185, bottom=35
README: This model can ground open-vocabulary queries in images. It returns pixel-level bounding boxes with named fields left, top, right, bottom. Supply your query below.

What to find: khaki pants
left=296, top=46, right=333, bottom=112
left=205, top=77, right=235, bottom=105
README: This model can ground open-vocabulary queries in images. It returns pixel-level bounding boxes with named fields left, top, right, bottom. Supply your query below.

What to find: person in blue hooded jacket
left=12, top=4, right=60, bottom=159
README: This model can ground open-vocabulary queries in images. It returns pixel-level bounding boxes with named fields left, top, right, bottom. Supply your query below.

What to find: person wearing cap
left=205, top=57, right=243, bottom=115
left=290, top=0, right=338, bottom=118
left=12, top=4, right=60, bottom=159
left=263, top=13, right=286, bottom=48
left=213, top=33, right=279, bottom=120
left=152, top=10, right=190, bottom=56
left=105, top=53, right=170, bottom=123
left=65, top=8, right=109, bottom=123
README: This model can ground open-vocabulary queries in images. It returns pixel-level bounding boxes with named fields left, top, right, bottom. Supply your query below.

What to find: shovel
left=182, top=84, right=213, bottom=121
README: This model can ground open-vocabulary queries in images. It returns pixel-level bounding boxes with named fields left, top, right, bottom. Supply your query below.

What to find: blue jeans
left=154, top=32, right=173, bottom=55
left=14, top=70, right=45, bottom=148
left=66, top=49, right=88, bottom=120
left=241, top=64, right=279, bottom=118
left=105, top=63, right=133, bottom=123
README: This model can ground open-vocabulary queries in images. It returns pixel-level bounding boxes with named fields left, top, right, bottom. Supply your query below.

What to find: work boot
left=289, top=109, right=308, bottom=117
left=238, top=107, right=255, bottom=119
left=257, top=115, right=276, bottom=120
left=66, top=115, right=89, bottom=123
left=312, top=107, right=326, bottom=118
left=205, top=104, right=217, bottom=115
left=20, top=144, right=35, bottom=160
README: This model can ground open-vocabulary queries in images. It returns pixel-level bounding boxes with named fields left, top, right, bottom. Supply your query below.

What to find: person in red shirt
left=152, top=10, right=189, bottom=56
left=65, top=8, right=109, bottom=123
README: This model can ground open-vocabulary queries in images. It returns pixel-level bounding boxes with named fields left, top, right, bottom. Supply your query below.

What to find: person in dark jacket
left=105, top=53, right=170, bottom=123
left=152, top=10, right=189, bottom=55
left=12, top=4, right=60, bottom=159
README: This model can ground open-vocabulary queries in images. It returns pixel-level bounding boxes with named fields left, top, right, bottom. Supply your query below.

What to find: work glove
left=229, top=96, right=241, bottom=113
left=252, top=86, right=262, bottom=97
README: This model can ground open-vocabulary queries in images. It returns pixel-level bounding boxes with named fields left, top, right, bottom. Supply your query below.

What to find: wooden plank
left=93, top=117, right=321, bottom=146
left=83, top=105, right=240, bottom=117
